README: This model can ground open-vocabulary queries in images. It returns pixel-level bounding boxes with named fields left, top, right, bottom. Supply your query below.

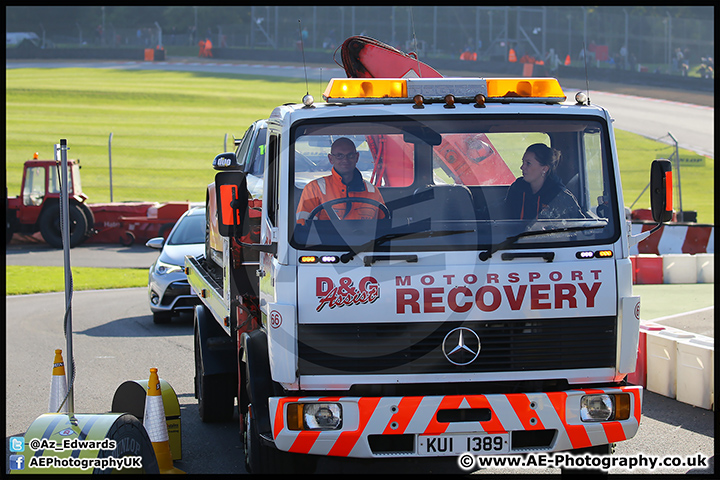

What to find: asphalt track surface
left=4, top=280, right=715, bottom=475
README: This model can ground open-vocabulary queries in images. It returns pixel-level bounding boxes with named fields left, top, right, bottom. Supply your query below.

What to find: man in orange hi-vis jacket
left=296, top=137, right=385, bottom=225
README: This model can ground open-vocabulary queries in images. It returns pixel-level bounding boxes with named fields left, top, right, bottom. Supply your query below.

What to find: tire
left=243, top=403, right=318, bottom=474
left=77, top=202, right=96, bottom=237
left=194, top=325, right=234, bottom=423
left=244, top=403, right=278, bottom=473
left=39, top=202, right=89, bottom=248
left=242, top=334, right=317, bottom=474
left=120, top=231, right=135, bottom=246
left=7, top=209, right=19, bottom=244
left=93, top=413, right=160, bottom=474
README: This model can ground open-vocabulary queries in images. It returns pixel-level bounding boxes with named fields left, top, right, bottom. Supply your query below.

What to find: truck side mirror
left=215, top=171, right=249, bottom=237
left=650, top=159, right=673, bottom=223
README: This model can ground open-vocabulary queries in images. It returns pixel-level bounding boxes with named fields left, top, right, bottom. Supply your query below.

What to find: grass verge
left=6, top=266, right=148, bottom=295
left=5, top=67, right=713, bottom=222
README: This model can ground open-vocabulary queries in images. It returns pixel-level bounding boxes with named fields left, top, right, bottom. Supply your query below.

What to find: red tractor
left=6, top=154, right=95, bottom=248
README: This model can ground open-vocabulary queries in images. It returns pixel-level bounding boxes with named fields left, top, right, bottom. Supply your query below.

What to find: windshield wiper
left=340, top=224, right=474, bottom=263
left=478, top=223, right=607, bottom=261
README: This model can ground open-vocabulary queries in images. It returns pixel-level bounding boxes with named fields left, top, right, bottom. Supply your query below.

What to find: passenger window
left=266, top=133, right=279, bottom=228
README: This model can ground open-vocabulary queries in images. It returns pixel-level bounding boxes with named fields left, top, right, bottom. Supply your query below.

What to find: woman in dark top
left=504, top=143, right=583, bottom=220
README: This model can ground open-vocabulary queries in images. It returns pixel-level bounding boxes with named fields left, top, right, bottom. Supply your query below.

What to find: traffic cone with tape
left=143, top=368, right=184, bottom=474
left=48, top=349, right=68, bottom=413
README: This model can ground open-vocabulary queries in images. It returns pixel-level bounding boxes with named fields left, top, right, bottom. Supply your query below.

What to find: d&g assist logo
left=315, top=276, right=380, bottom=312
left=442, top=327, right=481, bottom=365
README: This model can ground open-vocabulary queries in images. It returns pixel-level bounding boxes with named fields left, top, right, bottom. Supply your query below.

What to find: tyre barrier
left=630, top=253, right=714, bottom=284
left=628, top=322, right=714, bottom=411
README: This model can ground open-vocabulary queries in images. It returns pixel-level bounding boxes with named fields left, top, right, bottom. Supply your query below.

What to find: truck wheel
left=243, top=404, right=317, bottom=474
left=194, top=326, right=234, bottom=423
left=244, top=404, right=276, bottom=473
left=39, top=202, right=89, bottom=248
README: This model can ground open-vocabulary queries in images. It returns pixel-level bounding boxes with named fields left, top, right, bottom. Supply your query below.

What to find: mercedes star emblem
left=442, top=327, right=481, bottom=365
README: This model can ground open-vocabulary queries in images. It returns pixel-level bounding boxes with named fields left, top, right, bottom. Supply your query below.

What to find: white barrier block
left=646, top=328, right=694, bottom=399
left=663, top=254, right=697, bottom=284
left=676, top=336, right=714, bottom=410
left=696, top=253, right=714, bottom=283
left=707, top=228, right=714, bottom=254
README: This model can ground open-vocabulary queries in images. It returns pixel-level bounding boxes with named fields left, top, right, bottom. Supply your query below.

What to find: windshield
left=290, top=115, right=619, bottom=253
left=167, top=212, right=205, bottom=245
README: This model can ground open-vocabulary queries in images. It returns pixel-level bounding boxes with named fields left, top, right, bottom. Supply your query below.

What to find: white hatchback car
left=146, top=207, right=205, bottom=323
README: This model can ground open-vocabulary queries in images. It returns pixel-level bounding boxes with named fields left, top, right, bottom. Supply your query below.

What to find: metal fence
left=41, top=6, right=714, bottom=72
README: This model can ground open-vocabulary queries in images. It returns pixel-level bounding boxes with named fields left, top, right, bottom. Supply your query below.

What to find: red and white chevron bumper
left=269, top=386, right=642, bottom=458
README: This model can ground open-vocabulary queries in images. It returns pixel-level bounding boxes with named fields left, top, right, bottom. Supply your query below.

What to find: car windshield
left=290, top=115, right=619, bottom=252
left=167, top=212, right=205, bottom=246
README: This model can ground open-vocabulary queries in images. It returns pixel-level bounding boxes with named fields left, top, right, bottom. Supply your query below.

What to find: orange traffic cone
left=564, top=54, right=571, bottom=66
left=143, top=368, right=184, bottom=474
left=48, top=349, right=68, bottom=413
left=508, top=48, right=517, bottom=62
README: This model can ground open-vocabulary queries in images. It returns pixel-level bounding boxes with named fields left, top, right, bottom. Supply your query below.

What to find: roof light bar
left=322, top=77, right=565, bottom=104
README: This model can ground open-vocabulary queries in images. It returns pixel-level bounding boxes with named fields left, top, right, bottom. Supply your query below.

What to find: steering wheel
left=307, top=197, right=391, bottom=222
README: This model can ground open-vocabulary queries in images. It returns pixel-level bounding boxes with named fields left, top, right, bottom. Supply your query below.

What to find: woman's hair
left=526, top=143, right=561, bottom=173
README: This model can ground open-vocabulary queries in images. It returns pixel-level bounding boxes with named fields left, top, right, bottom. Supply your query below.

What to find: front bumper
left=148, top=276, right=200, bottom=314
left=269, top=386, right=642, bottom=458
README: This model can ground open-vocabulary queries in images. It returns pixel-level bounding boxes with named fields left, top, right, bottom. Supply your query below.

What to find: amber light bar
left=323, top=77, right=565, bottom=104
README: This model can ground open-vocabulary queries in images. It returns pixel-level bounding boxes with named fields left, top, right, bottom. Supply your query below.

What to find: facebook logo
left=9, top=455, right=25, bottom=470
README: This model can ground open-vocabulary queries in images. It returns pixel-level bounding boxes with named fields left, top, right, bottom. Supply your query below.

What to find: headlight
left=155, top=260, right=182, bottom=275
left=580, top=393, right=632, bottom=422
left=580, top=394, right=613, bottom=422
left=287, top=403, right=342, bottom=431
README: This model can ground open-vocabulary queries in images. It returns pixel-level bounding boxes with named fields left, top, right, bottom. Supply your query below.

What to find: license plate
left=417, top=434, right=510, bottom=456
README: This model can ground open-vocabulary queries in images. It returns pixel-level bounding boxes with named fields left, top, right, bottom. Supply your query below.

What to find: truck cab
left=190, top=76, right=673, bottom=472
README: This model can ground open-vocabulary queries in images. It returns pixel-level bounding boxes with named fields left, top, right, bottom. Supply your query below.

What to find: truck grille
left=298, top=317, right=616, bottom=375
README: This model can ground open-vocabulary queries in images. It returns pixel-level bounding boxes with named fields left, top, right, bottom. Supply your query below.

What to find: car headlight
left=155, top=259, right=183, bottom=275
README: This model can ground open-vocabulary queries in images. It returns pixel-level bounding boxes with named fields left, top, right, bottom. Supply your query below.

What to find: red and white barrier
left=631, top=253, right=714, bottom=284
left=629, top=222, right=714, bottom=284
left=630, top=222, right=714, bottom=255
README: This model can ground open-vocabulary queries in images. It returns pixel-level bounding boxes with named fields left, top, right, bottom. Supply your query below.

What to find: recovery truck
left=186, top=47, right=674, bottom=474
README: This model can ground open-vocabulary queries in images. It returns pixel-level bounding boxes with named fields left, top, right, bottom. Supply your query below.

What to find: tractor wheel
left=120, top=231, right=135, bottom=247
left=39, top=202, right=89, bottom=248
left=7, top=210, right=19, bottom=244
left=78, top=202, right=96, bottom=237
